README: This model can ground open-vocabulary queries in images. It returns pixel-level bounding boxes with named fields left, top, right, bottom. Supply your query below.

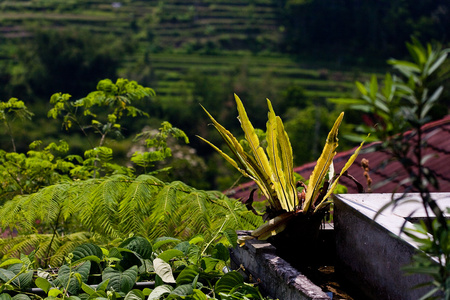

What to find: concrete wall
left=230, top=231, right=330, bottom=300
left=333, top=194, right=443, bottom=299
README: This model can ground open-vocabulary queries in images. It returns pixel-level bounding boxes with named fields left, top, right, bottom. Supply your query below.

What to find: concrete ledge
left=230, top=230, right=330, bottom=300
left=333, top=193, right=449, bottom=299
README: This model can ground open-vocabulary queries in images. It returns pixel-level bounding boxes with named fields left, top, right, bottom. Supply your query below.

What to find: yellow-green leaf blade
left=303, top=112, right=344, bottom=212
left=314, top=136, right=368, bottom=212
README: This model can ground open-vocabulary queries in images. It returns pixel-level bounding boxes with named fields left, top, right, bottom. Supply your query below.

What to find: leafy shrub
left=0, top=235, right=269, bottom=299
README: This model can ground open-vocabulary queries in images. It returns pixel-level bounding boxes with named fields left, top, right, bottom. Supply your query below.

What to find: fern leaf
left=119, top=175, right=162, bottom=235
left=176, top=191, right=212, bottom=238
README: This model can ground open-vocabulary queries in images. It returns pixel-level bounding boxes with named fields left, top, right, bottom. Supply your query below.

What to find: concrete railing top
left=334, top=192, right=450, bottom=251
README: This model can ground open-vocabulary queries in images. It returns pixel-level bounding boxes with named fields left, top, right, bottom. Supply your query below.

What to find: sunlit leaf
left=153, top=258, right=175, bottom=283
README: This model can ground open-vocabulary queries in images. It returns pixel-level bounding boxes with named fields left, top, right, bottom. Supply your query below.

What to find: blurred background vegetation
left=0, top=0, right=449, bottom=191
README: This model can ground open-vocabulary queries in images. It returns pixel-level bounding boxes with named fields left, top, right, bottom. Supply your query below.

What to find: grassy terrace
left=0, top=0, right=380, bottom=105
left=123, top=52, right=364, bottom=103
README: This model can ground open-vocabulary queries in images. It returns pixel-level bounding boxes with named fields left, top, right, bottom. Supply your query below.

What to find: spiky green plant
left=198, top=94, right=364, bottom=240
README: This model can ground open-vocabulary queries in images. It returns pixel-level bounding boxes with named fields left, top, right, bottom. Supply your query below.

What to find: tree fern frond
left=70, top=179, right=100, bottom=231
left=0, top=194, right=30, bottom=229
left=77, top=177, right=126, bottom=237
left=37, top=183, right=70, bottom=224
left=0, top=234, right=49, bottom=260
left=145, top=184, right=179, bottom=239
left=212, top=195, right=262, bottom=231
left=176, top=191, right=212, bottom=238
left=118, top=175, right=162, bottom=235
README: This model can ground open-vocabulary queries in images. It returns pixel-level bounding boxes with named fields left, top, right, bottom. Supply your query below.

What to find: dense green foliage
left=0, top=174, right=260, bottom=267
left=334, top=39, right=450, bottom=299
left=0, top=78, right=261, bottom=269
left=0, top=0, right=448, bottom=190
left=0, top=235, right=269, bottom=299
left=0, top=2, right=449, bottom=296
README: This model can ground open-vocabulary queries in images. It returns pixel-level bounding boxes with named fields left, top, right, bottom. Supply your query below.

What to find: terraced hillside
left=0, top=0, right=375, bottom=108
left=0, top=0, right=282, bottom=50
left=145, top=53, right=358, bottom=102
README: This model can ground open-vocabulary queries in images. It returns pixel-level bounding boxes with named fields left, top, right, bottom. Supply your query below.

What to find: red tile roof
left=225, top=115, right=450, bottom=201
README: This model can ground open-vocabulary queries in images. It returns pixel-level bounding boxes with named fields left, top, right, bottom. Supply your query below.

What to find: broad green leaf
left=138, top=259, right=153, bottom=274
left=201, top=257, right=220, bottom=273
left=48, top=288, right=63, bottom=297
left=212, top=243, right=229, bottom=262
left=189, top=236, right=204, bottom=245
left=174, top=241, right=190, bottom=255
left=71, top=243, right=103, bottom=263
left=81, top=282, right=96, bottom=295
left=176, top=266, right=200, bottom=286
left=108, top=247, right=123, bottom=260
left=153, top=258, right=175, bottom=283
left=72, top=255, right=101, bottom=266
left=152, top=237, right=181, bottom=250
left=0, top=260, right=23, bottom=269
left=96, top=279, right=110, bottom=292
left=124, top=289, right=145, bottom=300
left=187, top=245, right=201, bottom=265
left=147, top=285, right=173, bottom=300
left=327, top=98, right=366, bottom=105
left=11, top=295, right=31, bottom=300
left=0, top=268, right=16, bottom=282
left=119, top=236, right=153, bottom=260
left=192, top=289, right=207, bottom=300
left=214, top=271, right=244, bottom=295
left=143, top=288, right=152, bottom=296
left=35, top=277, right=52, bottom=294
left=427, top=52, right=448, bottom=75
left=0, top=295, right=11, bottom=300
left=171, top=283, right=194, bottom=296
left=369, top=75, right=378, bottom=99
left=355, top=81, right=368, bottom=96
left=13, top=270, right=33, bottom=290
left=103, top=266, right=138, bottom=294
left=55, top=262, right=91, bottom=294
left=157, top=249, right=184, bottom=263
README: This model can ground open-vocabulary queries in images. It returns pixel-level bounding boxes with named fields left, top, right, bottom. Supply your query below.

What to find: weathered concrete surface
left=334, top=193, right=449, bottom=300
left=230, top=230, right=330, bottom=300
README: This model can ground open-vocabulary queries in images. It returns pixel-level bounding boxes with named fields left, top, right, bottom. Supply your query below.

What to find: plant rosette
left=199, top=94, right=365, bottom=251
